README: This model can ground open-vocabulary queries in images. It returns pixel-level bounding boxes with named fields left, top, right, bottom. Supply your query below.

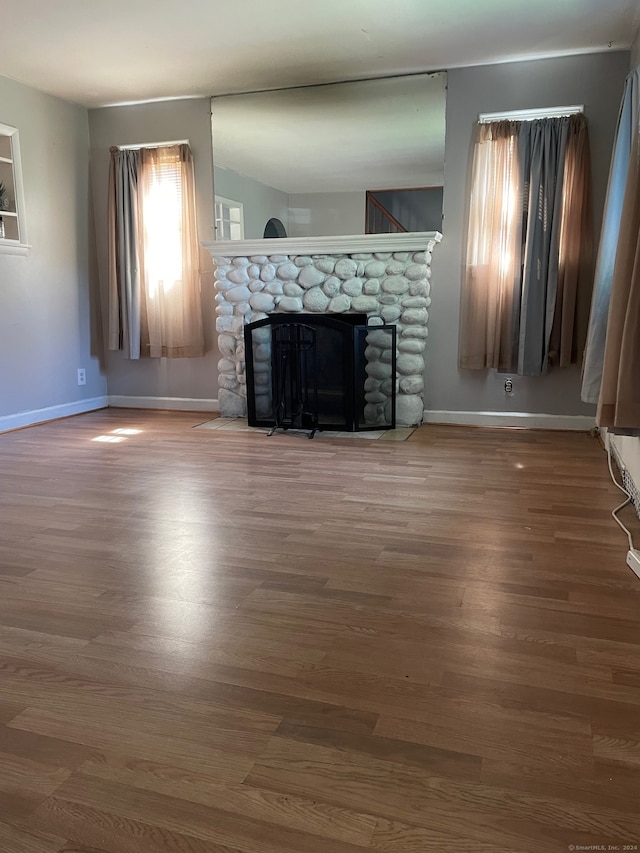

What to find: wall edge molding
left=108, top=395, right=219, bottom=412
left=423, top=410, right=595, bottom=431
left=0, top=396, right=108, bottom=433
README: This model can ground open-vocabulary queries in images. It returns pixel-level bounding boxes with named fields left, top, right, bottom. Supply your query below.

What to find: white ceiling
left=212, top=74, right=446, bottom=193
left=1, top=0, right=638, bottom=108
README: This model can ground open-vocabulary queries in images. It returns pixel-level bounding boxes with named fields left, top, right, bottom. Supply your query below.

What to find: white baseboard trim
left=423, top=409, right=595, bottom=431
left=108, top=395, right=219, bottom=412
left=0, top=396, right=108, bottom=434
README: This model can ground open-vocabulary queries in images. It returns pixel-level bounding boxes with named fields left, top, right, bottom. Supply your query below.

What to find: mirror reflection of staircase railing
left=365, top=192, right=408, bottom=234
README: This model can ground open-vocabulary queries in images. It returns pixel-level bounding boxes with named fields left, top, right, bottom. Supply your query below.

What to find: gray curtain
left=581, top=67, right=640, bottom=403
left=108, top=148, right=142, bottom=359
left=517, top=118, right=570, bottom=375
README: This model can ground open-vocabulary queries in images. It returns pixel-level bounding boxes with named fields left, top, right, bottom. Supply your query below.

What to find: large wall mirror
left=211, top=72, right=446, bottom=240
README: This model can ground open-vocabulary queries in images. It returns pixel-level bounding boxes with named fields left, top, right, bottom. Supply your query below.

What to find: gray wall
left=0, top=74, right=105, bottom=420
left=213, top=166, right=289, bottom=239
left=288, top=192, right=365, bottom=236
left=427, top=51, right=630, bottom=415
left=88, top=98, right=219, bottom=401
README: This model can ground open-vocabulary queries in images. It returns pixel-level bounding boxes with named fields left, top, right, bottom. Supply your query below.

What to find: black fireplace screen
left=244, top=314, right=396, bottom=433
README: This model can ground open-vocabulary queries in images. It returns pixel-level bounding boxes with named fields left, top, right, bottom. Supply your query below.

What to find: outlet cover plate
left=626, top=549, right=640, bottom=581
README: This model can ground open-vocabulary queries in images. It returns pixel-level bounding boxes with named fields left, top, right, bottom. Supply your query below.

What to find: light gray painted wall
left=288, top=192, right=365, bottom=236
left=426, top=51, right=630, bottom=415
left=0, top=74, right=105, bottom=419
left=88, top=99, right=219, bottom=400
left=214, top=166, right=289, bottom=239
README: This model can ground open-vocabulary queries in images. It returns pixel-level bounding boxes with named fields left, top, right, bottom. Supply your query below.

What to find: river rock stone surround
left=205, top=234, right=440, bottom=427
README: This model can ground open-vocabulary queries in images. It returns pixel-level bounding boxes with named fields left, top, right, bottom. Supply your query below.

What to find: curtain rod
left=116, top=139, right=189, bottom=150
left=478, top=105, right=584, bottom=123
left=210, top=70, right=446, bottom=101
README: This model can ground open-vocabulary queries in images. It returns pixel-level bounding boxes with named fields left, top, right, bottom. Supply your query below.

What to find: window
left=215, top=196, right=244, bottom=240
left=459, top=111, right=592, bottom=376
left=108, top=143, right=204, bottom=359
left=142, top=148, right=186, bottom=299
left=0, top=122, right=28, bottom=253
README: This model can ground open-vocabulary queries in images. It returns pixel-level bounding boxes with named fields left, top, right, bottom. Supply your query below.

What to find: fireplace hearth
left=245, top=314, right=396, bottom=436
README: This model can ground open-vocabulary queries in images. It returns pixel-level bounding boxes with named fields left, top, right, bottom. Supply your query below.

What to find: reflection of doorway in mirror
left=215, top=196, right=244, bottom=240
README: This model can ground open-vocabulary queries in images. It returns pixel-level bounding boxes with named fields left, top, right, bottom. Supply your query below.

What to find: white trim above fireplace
left=203, top=231, right=441, bottom=258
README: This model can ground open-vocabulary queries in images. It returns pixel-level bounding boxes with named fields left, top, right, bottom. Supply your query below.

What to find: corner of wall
left=631, top=25, right=640, bottom=69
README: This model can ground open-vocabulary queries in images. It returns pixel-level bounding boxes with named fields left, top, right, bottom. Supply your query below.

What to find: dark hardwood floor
left=0, top=409, right=639, bottom=853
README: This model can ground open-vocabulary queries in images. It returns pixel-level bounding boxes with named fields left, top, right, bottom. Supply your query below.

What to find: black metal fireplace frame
left=244, top=314, right=396, bottom=434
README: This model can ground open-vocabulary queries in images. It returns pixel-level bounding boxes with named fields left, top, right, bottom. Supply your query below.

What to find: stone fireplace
left=203, top=232, right=441, bottom=427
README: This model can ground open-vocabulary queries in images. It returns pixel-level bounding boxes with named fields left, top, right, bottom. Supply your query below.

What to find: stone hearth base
left=194, top=417, right=416, bottom=441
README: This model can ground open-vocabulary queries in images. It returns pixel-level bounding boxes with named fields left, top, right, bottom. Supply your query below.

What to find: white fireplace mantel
left=203, top=230, right=441, bottom=259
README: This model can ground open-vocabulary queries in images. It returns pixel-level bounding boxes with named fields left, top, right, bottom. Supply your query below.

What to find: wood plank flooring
left=0, top=409, right=639, bottom=852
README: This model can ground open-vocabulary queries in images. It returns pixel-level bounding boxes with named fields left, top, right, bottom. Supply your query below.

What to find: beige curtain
left=459, top=115, right=592, bottom=375
left=138, top=145, right=204, bottom=358
left=582, top=68, right=640, bottom=404
left=597, top=125, right=640, bottom=429
left=108, top=144, right=204, bottom=359
left=459, top=121, right=521, bottom=370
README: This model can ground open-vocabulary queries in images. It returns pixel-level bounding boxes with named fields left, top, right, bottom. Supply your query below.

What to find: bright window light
left=92, top=435, right=126, bottom=443
left=143, top=154, right=184, bottom=298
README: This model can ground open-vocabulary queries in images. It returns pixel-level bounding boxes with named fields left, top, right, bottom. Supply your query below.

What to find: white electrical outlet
left=627, top=550, right=640, bottom=581
left=77, top=368, right=86, bottom=386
